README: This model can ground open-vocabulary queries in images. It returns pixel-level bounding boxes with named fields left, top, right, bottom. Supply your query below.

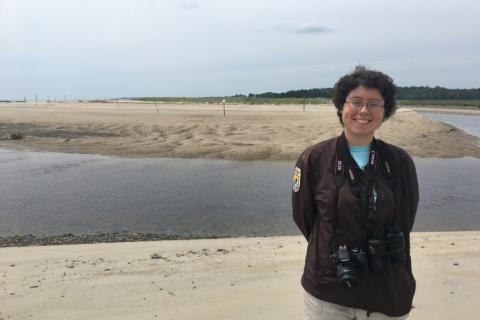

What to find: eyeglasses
left=345, top=99, right=384, bottom=111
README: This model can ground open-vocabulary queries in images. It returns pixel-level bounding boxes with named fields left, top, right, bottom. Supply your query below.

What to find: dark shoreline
left=0, top=232, right=240, bottom=248
left=2, top=228, right=480, bottom=248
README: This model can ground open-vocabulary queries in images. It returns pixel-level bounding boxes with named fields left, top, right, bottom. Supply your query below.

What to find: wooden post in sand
left=154, top=101, right=160, bottom=126
left=222, top=99, right=226, bottom=117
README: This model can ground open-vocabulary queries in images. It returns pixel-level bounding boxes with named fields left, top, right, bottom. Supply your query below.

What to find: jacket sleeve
left=292, top=152, right=317, bottom=241
left=406, top=155, right=419, bottom=231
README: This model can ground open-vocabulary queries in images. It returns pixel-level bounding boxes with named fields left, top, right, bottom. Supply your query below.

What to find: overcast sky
left=1, top=0, right=479, bottom=99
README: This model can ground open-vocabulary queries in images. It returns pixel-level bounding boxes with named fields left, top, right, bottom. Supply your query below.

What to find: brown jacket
left=292, top=136, right=419, bottom=317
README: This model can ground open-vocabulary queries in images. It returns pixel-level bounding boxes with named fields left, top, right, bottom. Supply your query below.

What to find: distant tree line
left=396, top=86, right=480, bottom=99
left=247, top=88, right=334, bottom=99
left=245, top=86, right=480, bottom=100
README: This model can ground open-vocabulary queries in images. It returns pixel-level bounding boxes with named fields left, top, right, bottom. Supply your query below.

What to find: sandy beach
left=0, top=232, right=478, bottom=320
left=1, top=102, right=479, bottom=159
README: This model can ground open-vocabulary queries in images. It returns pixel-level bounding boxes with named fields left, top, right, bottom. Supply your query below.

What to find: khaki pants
left=303, top=289, right=409, bottom=320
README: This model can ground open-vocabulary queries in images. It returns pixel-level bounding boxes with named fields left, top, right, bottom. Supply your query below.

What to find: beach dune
left=1, top=102, right=479, bottom=159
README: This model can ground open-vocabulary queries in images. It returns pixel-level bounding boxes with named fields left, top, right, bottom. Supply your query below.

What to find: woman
left=292, top=66, right=418, bottom=320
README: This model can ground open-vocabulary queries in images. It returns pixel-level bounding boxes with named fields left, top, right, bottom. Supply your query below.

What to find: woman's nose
left=358, top=104, right=370, bottom=113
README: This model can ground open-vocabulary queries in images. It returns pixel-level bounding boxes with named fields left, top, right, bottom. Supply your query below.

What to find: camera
left=329, top=226, right=406, bottom=288
left=330, top=245, right=367, bottom=289
left=385, top=229, right=406, bottom=263
left=367, top=227, right=406, bottom=272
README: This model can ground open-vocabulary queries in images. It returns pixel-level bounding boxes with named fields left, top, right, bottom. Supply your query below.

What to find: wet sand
left=1, top=102, right=479, bottom=159
left=0, top=232, right=478, bottom=320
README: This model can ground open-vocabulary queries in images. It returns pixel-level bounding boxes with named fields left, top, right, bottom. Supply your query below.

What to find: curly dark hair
left=332, top=65, right=397, bottom=125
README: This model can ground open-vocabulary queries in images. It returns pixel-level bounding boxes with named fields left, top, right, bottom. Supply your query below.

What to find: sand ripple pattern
left=0, top=103, right=479, bottom=160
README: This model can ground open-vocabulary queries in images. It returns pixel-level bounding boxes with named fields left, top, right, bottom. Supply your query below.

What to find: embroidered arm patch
left=292, top=166, right=301, bottom=192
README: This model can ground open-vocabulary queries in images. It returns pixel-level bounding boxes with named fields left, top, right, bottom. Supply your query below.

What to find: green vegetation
left=129, top=86, right=480, bottom=107
left=247, top=86, right=480, bottom=100
left=132, top=96, right=330, bottom=105
left=396, top=87, right=480, bottom=100
left=252, top=88, right=334, bottom=99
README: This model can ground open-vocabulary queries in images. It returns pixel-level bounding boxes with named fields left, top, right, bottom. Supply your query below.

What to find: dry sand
left=1, top=232, right=479, bottom=320
left=1, top=102, right=479, bottom=159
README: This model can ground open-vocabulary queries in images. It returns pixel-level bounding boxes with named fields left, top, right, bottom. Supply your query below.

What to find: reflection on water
left=420, top=112, right=480, bottom=137
left=1, top=147, right=479, bottom=237
left=413, top=157, right=480, bottom=231
left=0, top=149, right=294, bottom=237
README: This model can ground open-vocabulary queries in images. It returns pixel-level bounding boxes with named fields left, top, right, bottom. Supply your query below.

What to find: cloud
left=292, top=24, right=333, bottom=34
left=179, top=1, right=199, bottom=9
left=257, top=24, right=334, bottom=35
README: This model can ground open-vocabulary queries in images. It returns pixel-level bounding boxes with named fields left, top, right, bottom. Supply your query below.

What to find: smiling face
left=341, top=85, right=385, bottom=146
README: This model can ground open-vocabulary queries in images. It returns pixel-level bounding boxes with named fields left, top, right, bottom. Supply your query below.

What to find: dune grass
left=131, top=96, right=331, bottom=105
left=130, top=97, right=480, bottom=107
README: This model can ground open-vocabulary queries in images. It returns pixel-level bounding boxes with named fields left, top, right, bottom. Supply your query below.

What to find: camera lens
left=337, top=264, right=358, bottom=289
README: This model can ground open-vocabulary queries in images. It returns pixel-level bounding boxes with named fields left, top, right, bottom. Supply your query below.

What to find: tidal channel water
left=1, top=113, right=479, bottom=237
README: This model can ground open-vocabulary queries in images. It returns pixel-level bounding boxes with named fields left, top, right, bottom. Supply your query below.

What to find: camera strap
left=376, top=140, right=395, bottom=194
left=327, top=133, right=397, bottom=258
left=333, top=133, right=377, bottom=242
left=324, top=134, right=401, bottom=278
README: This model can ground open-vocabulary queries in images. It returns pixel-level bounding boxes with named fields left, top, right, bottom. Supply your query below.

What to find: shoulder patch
left=292, top=166, right=301, bottom=192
